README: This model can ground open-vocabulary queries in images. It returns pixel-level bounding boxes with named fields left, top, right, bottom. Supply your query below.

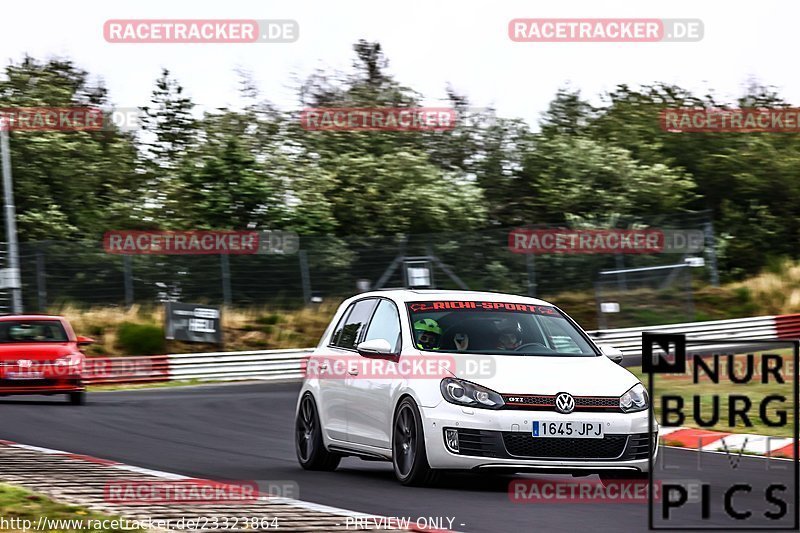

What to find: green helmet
left=413, top=318, right=442, bottom=350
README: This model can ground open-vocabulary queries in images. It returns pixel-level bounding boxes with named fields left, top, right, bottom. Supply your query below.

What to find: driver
left=413, top=318, right=442, bottom=350
left=496, top=318, right=523, bottom=350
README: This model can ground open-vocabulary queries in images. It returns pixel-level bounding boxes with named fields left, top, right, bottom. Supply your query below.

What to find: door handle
left=319, top=361, right=328, bottom=371
left=348, top=368, right=359, bottom=376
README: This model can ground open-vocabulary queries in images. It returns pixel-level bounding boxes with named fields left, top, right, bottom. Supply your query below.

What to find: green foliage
left=256, top=313, right=282, bottom=325
left=0, top=57, right=142, bottom=240
left=116, top=322, right=165, bottom=355
left=1, top=43, right=799, bottom=282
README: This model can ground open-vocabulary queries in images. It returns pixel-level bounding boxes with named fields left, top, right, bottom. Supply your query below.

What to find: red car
left=0, top=315, right=94, bottom=405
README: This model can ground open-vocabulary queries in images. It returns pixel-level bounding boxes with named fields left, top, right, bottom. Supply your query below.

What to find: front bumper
left=0, top=377, right=84, bottom=395
left=421, top=401, right=657, bottom=472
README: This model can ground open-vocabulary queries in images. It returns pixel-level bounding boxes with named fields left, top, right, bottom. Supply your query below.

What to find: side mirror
left=357, top=338, right=395, bottom=358
left=599, top=344, right=624, bottom=365
left=76, top=335, right=95, bottom=347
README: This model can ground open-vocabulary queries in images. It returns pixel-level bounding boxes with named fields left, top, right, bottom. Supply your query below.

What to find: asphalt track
left=0, top=383, right=796, bottom=532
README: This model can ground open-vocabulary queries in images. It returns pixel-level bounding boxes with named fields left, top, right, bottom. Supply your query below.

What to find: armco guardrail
left=82, top=313, right=800, bottom=384
left=587, top=314, right=799, bottom=358
left=168, top=349, right=310, bottom=381
left=83, top=349, right=311, bottom=385
left=83, top=356, right=170, bottom=385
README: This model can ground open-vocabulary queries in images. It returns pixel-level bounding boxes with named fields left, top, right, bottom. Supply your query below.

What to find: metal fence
left=9, top=213, right=718, bottom=321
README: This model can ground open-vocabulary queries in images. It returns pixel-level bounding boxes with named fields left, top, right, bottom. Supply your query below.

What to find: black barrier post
left=123, top=255, right=133, bottom=307
left=299, top=250, right=311, bottom=305
left=220, top=254, right=232, bottom=306
left=526, top=253, right=537, bottom=297
left=35, top=245, right=46, bottom=311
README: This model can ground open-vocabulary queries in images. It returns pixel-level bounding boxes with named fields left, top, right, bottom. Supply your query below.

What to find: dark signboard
left=165, top=302, right=222, bottom=344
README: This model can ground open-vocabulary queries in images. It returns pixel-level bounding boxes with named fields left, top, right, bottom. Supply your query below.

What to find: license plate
left=532, top=421, right=604, bottom=439
left=6, top=372, right=43, bottom=380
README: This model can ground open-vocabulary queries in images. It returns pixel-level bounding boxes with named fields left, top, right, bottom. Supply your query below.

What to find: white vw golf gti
left=295, top=290, right=657, bottom=485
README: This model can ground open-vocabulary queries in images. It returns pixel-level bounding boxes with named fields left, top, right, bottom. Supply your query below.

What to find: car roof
left=0, top=315, right=67, bottom=322
left=351, top=289, right=554, bottom=307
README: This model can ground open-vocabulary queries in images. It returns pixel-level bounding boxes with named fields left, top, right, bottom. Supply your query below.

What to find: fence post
left=614, top=254, right=627, bottom=290
left=704, top=221, right=720, bottom=287
left=123, top=255, right=133, bottom=307
left=299, top=250, right=311, bottom=304
left=220, top=254, right=232, bottom=306
left=686, top=266, right=695, bottom=321
left=595, top=281, right=607, bottom=330
left=525, top=253, right=537, bottom=297
left=35, top=245, right=46, bottom=311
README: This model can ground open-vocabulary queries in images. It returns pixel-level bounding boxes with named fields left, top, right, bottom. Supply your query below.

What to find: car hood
left=445, top=353, right=640, bottom=396
left=0, top=343, right=77, bottom=361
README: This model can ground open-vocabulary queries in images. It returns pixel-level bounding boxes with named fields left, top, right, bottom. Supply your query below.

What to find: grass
left=0, top=483, right=144, bottom=532
left=730, top=258, right=800, bottom=315
left=88, top=378, right=208, bottom=391
left=55, top=303, right=337, bottom=357
left=629, top=353, right=796, bottom=438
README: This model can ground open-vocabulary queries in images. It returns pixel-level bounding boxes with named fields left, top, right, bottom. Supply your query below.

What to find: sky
left=1, top=0, right=797, bottom=127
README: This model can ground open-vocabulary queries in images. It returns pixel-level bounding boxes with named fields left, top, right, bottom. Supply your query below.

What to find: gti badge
left=555, top=392, right=575, bottom=414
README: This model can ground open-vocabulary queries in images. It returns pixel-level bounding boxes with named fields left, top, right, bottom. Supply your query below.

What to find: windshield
left=407, top=300, right=597, bottom=356
left=0, top=320, right=69, bottom=343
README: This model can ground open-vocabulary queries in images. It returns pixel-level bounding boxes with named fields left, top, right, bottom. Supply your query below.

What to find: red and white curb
left=0, top=440, right=455, bottom=532
left=659, top=427, right=795, bottom=458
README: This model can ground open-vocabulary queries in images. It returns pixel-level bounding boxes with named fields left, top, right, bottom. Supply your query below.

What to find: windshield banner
left=408, top=301, right=558, bottom=315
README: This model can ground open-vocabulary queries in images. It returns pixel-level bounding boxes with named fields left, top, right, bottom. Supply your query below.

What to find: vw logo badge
left=17, top=359, right=32, bottom=368
left=555, top=392, right=575, bottom=414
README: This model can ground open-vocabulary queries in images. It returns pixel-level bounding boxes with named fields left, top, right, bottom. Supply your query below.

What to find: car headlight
left=620, top=383, right=649, bottom=412
left=55, top=356, right=79, bottom=367
left=440, top=378, right=505, bottom=410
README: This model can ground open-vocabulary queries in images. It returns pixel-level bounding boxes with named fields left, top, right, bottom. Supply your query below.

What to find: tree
left=138, top=68, right=197, bottom=226
left=0, top=56, right=140, bottom=240
left=509, top=134, right=696, bottom=225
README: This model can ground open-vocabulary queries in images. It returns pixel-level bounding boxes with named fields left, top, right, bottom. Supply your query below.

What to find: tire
left=392, top=397, right=439, bottom=486
left=68, top=391, right=86, bottom=406
left=295, top=393, right=340, bottom=471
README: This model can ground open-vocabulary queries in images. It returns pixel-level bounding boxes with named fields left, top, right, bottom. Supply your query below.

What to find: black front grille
left=625, top=433, right=652, bottom=460
left=453, top=428, right=506, bottom=458
left=575, top=397, right=619, bottom=408
left=448, top=428, right=654, bottom=461
left=502, top=394, right=620, bottom=412
left=503, top=395, right=556, bottom=408
left=503, top=433, right=628, bottom=459
left=0, top=379, right=56, bottom=387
